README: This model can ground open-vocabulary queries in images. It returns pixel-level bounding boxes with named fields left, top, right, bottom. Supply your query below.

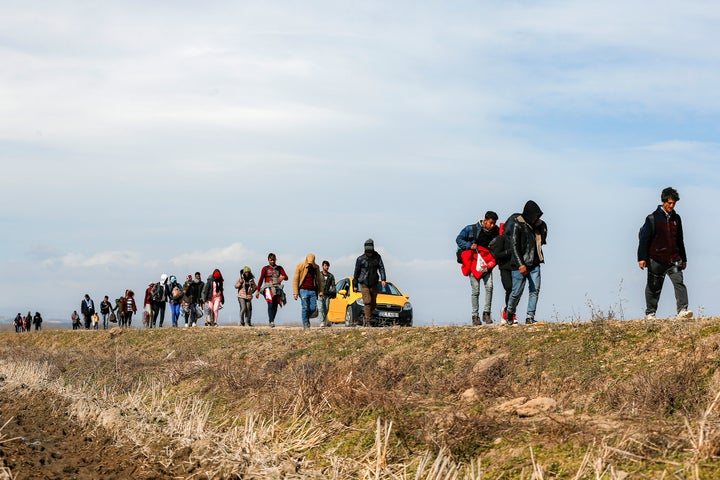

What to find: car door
left=327, top=278, right=350, bottom=322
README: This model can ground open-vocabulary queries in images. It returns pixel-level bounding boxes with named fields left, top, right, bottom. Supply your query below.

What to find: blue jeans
left=317, top=296, right=330, bottom=326
left=469, top=272, right=493, bottom=316
left=507, top=265, right=541, bottom=320
left=170, top=303, right=181, bottom=326
left=299, top=289, right=317, bottom=328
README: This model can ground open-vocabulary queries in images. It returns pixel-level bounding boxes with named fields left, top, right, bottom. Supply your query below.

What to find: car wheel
left=345, top=306, right=356, bottom=327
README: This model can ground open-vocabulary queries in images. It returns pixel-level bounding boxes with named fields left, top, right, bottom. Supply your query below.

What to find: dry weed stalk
left=684, top=388, right=720, bottom=477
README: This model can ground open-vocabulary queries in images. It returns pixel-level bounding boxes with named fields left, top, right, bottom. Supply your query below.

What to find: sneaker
left=507, top=319, right=518, bottom=326
left=183, top=323, right=188, bottom=328
left=645, top=313, right=657, bottom=320
left=525, top=317, right=536, bottom=325
left=501, top=307, right=508, bottom=321
left=482, top=312, right=492, bottom=324
left=270, top=322, right=275, bottom=328
left=499, top=319, right=508, bottom=326
left=677, top=309, right=693, bottom=319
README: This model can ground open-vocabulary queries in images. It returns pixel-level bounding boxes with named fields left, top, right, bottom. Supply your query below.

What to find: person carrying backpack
left=150, top=274, right=169, bottom=327
left=456, top=211, right=500, bottom=325
left=234, top=267, right=256, bottom=326
left=637, top=187, right=692, bottom=320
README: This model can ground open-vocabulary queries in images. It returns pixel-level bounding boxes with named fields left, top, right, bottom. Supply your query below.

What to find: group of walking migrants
left=68, top=241, right=390, bottom=330
left=13, top=311, right=43, bottom=332
left=457, top=188, right=692, bottom=325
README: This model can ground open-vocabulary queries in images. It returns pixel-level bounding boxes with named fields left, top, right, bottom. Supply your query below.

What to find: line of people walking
left=69, top=239, right=386, bottom=331
left=13, top=311, right=42, bottom=332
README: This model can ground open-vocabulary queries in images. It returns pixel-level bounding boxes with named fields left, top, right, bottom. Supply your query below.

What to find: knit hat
left=242, top=266, right=251, bottom=273
left=364, top=238, right=374, bottom=253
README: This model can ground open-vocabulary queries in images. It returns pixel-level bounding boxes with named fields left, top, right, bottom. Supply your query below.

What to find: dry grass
left=3, top=320, right=720, bottom=477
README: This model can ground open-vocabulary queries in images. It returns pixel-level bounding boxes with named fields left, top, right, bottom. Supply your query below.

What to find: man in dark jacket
left=80, top=294, right=95, bottom=330
left=503, top=200, right=547, bottom=325
left=353, top=239, right=386, bottom=324
left=637, top=187, right=691, bottom=320
left=456, top=211, right=500, bottom=325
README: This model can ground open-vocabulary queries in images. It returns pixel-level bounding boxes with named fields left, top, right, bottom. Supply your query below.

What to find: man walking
left=80, top=294, right=95, bottom=329
left=293, top=254, right=324, bottom=330
left=504, top=201, right=547, bottom=325
left=637, top=187, right=692, bottom=320
left=318, top=261, right=336, bottom=327
left=353, top=239, right=386, bottom=325
left=456, top=211, right=500, bottom=325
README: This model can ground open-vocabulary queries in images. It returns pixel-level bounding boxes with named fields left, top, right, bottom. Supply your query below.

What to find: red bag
left=460, top=246, right=497, bottom=279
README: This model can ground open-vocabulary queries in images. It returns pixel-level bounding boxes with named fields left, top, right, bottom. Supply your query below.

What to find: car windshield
left=378, top=282, right=401, bottom=295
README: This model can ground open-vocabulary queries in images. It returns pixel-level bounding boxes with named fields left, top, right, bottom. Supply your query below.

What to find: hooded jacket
left=504, top=201, right=548, bottom=269
left=293, top=254, right=324, bottom=296
left=203, top=269, right=225, bottom=303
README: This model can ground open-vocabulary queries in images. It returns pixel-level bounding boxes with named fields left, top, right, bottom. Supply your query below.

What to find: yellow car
left=327, top=277, right=413, bottom=327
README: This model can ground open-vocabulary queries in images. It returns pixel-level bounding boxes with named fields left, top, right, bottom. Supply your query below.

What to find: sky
left=1, top=1, right=719, bottom=326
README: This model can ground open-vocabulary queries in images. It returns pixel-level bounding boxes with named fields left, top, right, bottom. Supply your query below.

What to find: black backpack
left=151, top=283, right=164, bottom=302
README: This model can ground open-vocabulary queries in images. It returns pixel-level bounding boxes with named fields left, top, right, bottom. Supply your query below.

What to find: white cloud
left=42, top=250, right=142, bottom=268
left=169, top=243, right=255, bottom=268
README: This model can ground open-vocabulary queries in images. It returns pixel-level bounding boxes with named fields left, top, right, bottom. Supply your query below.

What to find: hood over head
left=364, top=238, right=374, bottom=253
left=305, top=253, right=316, bottom=265
left=522, top=200, right=543, bottom=224
left=160, top=273, right=168, bottom=283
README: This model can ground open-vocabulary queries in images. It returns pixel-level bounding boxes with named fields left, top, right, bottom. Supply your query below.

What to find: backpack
left=456, top=223, right=479, bottom=263
left=151, top=283, right=164, bottom=302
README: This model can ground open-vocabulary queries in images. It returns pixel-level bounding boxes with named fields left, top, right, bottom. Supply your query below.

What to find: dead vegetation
left=2, top=319, right=720, bottom=478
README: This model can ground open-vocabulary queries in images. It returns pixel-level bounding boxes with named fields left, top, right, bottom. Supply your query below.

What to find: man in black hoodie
left=503, top=200, right=547, bottom=325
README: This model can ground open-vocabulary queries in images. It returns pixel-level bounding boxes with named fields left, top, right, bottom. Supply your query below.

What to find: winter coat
left=504, top=201, right=547, bottom=269
left=203, top=273, right=225, bottom=304
left=637, top=205, right=686, bottom=264
left=353, top=251, right=386, bottom=288
left=460, top=246, right=497, bottom=279
left=234, top=274, right=257, bottom=300
left=292, top=254, right=324, bottom=296
left=456, top=222, right=500, bottom=250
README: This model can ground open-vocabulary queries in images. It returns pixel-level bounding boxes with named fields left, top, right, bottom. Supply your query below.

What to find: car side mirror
left=405, top=295, right=409, bottom=300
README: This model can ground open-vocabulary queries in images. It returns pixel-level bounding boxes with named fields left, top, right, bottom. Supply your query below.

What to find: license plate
left=378, top=311, right=399, bottom=318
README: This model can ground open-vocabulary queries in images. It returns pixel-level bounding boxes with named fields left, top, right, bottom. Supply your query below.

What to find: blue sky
left=1, top=1, right=719, bottom=325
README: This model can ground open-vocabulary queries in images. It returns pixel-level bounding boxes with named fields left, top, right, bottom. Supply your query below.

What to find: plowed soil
left=0, top=385, right=169, bottom=480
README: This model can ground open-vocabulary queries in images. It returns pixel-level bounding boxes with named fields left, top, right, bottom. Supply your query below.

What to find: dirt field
left=0, top=384, right=169, bottom=480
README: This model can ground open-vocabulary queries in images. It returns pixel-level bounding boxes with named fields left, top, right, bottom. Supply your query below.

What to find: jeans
left=645, top=259, right=689, bottom=314
left=299, top=289, right=317, bottom=328
left=238, top=298, right=252, bottom=325
left=170, top=303, right=181, bottom=326
left=317, top=296, right=330, bottom=326
left=267, top=299, right=279, bottom=324
left=507, top=265, right=541, bottom=320
left=469, top=272, right=493, bottom=316
left=102, top=312, right=109, bottom=330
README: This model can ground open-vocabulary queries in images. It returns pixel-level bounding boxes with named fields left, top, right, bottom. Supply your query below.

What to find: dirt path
left=0, top=385, right=171, bottom=480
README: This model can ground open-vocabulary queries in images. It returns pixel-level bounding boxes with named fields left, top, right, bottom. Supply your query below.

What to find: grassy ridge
left=2, top=319, right=720, bottom=478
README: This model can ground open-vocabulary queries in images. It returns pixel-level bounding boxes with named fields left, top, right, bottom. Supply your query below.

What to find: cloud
left=169, top=242, right=255, bottom=268
left=42, top=250, right=142, bottom=268
left=638, top=141, right=718, bottom=153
